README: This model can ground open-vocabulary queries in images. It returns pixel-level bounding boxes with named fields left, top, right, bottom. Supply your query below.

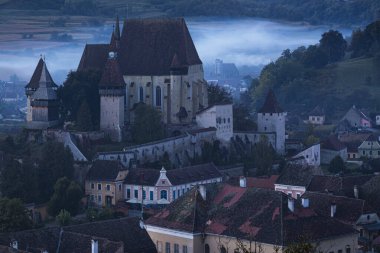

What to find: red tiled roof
left=25, top=58, right=57, bottom=90
left=258, top=89, right=284, bottom=113
left=246, top=175, right=279, bottom=189
left=322, top=135, right=346, bottom=151
left=77, top=44, right=109, bottom=71
left=99, top=58, right=125, bottom=88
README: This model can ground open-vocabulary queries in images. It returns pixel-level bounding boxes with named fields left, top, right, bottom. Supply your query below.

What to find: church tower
left=257, top=89, right=286, bottom=154
left=25, top=58, right=59, bottom=129
left=99, top=20, right=125, bottom=142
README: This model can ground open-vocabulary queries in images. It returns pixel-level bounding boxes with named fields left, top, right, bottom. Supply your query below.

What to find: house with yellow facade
left=85, top=160, right=128, bottom=207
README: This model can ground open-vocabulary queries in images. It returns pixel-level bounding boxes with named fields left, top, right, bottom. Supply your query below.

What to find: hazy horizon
left=0, top=17, right=351, bottom=84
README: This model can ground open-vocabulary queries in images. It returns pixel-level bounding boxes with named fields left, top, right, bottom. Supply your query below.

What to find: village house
left=301, top=192, right=380, bottom=251
left=274, top=163, right=323, bottom=199
left=0, top=217, right=157, bottom=253
left=308, top=105, right=325, bottom=125
left=25, top=58, right=59, bottom=130
left=289, top=143, right=321, bottom=166
left=85, top=160, right=128, bottom=207
left=321, top=135, right=347, bottom=164
left=342, top=105, right=372, bottom=129
left=144, top=183, right=358, bottom=253
left=78, top=17, right=208, bottom=141
left=195, top=104, right=233, bottom=142
left=358, top=134, right=380, bottom=159
left=124, top=163, right=222, bottom=205
left=306, top=175, right=373, bottom=199
left=338, top=132, right=372, bottom=160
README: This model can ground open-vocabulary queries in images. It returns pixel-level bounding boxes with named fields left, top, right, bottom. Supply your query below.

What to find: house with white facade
left=321, top=135, right=347, bottom=164
left=124, top=163, right=222, bottom=205
left=196, top=103, right=233, bottom=141
left=358, top=134, right=380, bottom=159
left=290, top=143, right=321, bottom=166
left=308, top=105, right=325, bottom=125
left=274, top=163, right=323, bottom=199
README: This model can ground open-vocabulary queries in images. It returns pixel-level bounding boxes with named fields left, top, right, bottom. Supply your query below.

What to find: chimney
left=239, top=176, right=247, bottom=188
left=10, top=240, right=18, bottom=250
left=354, top=185, right=359, bottom=199
left=301, top=198, right=309, bottom=208
left=91, top=239, right=98, bottom=253
left=199, top=185, right=206, bottom=201
left=330, top=203, right=337, bottom=218
left=288, top=198, right=295, bottom=212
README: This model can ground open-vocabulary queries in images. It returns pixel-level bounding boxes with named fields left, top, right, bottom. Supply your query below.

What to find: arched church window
left=139, top=87, right=144, bottom=102
left=156, top=86, right=162, bottom=107
left=220, top=246, right=227, bottom=253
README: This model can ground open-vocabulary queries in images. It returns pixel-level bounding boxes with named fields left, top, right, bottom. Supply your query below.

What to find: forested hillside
left=251, top=21, right=380, bottom=120
left=1, top=0, right=379, bottom=25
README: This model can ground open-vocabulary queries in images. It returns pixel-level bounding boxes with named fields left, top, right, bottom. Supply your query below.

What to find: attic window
left=162, top=180, right=165, bottom=184
left=130, top=82, right=134, bottom=87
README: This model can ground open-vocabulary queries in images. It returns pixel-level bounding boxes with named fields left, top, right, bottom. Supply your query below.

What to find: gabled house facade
left=321, top=135, right=347, bottom=164
left=308, top=105, right=325, bottom=125
left=342, top=105, right=372, bottom=129
left=85, top=160, right=128, bottom=207
left=124, top=163, right=222, bottom=205
left=358, top=134, right=380, bottom=159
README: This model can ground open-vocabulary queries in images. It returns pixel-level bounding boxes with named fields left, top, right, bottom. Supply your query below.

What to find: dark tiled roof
left=146, top=184, right=356, bottom=245
left=258, top=89, right=284, bottom=113
left=77, top=44, right=109, bottom=71
left=167, top=163, right=222, bottom=185
left=309, top=105, right=324, bottom=116
left=124, top=163, right=222, bottom=186
left=276, top=164, right=323, bottom=187
left=246, top=175, right=279, bottom=189
left=25, top=58, right=57, bottom=90
left=65, top=217, right=156, bottom=253
left=99, top=58, right=126, bottom=88
left=87, top=160, right=126, bottom=181
left=301, top=192, right=373, bottom=225
left=118, top=18, right=202, bottom=76
left=124, top=169, right=160, bottom=186
left=361, top=176, right=380, bottom=214
left=0, top=218, right=154, bottom=253
left=307, top=175, right=373, bottom=198
left=322, top=135, right=346, bottom=151
left=365, top=134, right=378, bottom=142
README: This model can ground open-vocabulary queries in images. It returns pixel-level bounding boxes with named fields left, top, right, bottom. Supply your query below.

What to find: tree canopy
left=0, top=198, right=32, bottom=232
left=48, top=177, right=83, bottom=216
left=131, top=103, right=165, bottom=144
left=57, top=70, right=102, bottom=129
left=207, top=84, right=233, bottom=106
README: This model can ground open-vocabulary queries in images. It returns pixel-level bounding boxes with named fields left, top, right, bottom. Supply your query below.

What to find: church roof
left=78, top=18, right=202, bottom=76
left=258, top=89, right=284, bottom=113
left=25, top=58, right=57, bottom=90
left=77, top=44, right=109, bottom=71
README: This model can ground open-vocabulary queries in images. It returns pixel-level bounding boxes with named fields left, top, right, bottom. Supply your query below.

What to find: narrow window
left=134, top=189, right=138, bottom=199
left=126, top=189, right=131, bottom=198
left=174, top=244, right=179, bottom=253
left=183, top=245, right=188, bottom=253
left=139, top=87, right=144, bottom=102
left=165, top=242, right=170, bottom=253
left=160, top=190, right=168, bottom=200
left=150, top=191, right=154, bottom=201
left=156, top=86, right=162, bottom=107
left=97, top=184, right=101, bottom=190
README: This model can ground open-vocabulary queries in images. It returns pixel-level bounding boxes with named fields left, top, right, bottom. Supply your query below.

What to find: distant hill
left=251, top=21, right=380, bottom=121
left=1, top=0, right=379, bottom=26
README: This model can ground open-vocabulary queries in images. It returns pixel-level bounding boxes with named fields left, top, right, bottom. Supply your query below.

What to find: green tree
left=253, top=136, right=275, bottom=176
left=319, top=30, right=347, bottom=63
left=304, top=135, right=320, bottom=147
left=48, top=177, right=83, bottom=217
left=0, top=198, right=32, bottom=232
left=38, top=141, right=75, bottom=202
left=76, top=100, right=93, bottom=131
left=131, top=103, right=165, bottom=144
left=207, top=84, right=233, bottom=106
left=57, top=70, right=102, bottom=128
left=233, top=104, right=257, bottom=131
left=328, top=155, right=346, bottom=174
left=56, top=209, right=71, bottom=226
left=0, top=157, right=38, bottom=203
left=284, top=240, right=315, bottom=253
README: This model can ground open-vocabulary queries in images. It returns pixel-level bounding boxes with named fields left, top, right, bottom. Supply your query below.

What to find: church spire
left=114, top=15, right=120, bottom=40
